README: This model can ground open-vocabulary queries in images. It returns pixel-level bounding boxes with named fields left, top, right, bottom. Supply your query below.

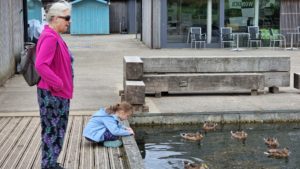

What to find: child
left=83, top=102, right=134, bottom=148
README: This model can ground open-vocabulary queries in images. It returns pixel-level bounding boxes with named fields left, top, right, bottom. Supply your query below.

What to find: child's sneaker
left=103, top=140, right=123, bottom=148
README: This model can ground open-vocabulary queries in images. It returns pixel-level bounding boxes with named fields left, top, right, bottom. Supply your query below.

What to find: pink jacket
left=35, top=25, right=73, bottom=99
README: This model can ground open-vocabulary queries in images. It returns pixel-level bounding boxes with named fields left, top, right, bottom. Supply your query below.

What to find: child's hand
left=126, top=127, right=135, bottom=135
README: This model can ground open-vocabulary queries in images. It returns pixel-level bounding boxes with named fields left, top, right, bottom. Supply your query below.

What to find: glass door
left=167, top=0, right=220, bottom=45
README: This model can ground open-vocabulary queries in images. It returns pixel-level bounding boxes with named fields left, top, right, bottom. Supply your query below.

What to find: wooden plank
left=108, top=147, right=125, bottom=169
left=0, top=117, right=21, bottom=148
left=0, top=117, right=11, bottom=131
left=16, top=124, right=41, bottom=169
left=1, top=117, right=40, bottom=169
left=32, top=145, right=41, bottom=169
left=117, top=148, right=127, bottom=169
left=94, top=145, right=109, bottom=169
left=0, top=117, right=31, bottom=167
left=122, top=121, right=145, bottom=169
left=58, top=116, right=74, bottom=165
left=64, top=116, right=83, bottom=169
left=79, top=116, right=94, bottom=169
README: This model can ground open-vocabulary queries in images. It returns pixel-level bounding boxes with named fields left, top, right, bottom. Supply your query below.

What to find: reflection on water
left=133, top=123, right=300, bottom=169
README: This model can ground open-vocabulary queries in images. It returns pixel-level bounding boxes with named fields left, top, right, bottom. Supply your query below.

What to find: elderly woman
left=35, top=1, right=73, bottom=169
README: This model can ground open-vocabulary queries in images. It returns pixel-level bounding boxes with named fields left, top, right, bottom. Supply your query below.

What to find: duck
left=264, top=148, right=290, bottom=158
left=230, top=130, right=248, bottom=140
left=180, top=132, right=204, bottom=141
left=184, top=161, right=209, bottom=169
left=202, top=121, right=218, bottom=132
left=264, top=137, right=279, bottom=148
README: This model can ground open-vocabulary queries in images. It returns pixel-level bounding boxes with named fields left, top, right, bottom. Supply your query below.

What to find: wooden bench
left=122, top=56, right=290, bottom=110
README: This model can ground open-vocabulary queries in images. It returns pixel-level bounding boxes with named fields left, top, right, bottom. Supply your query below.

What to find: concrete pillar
left=219, top=0, right=225, bottom=28
left=254, top=0, right=259, bottom=26
left=207, top=0, right=212, bottom=44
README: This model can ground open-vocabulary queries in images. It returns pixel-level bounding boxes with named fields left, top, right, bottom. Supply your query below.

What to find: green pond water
left=133, top=122, right=300, bottom=169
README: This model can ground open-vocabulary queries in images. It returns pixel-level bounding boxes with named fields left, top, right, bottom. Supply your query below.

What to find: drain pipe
left=254, top=0, right=259, bottom=26
left=207, top=0, right=212, bottom=44
left=23, top=0, right=28, bottom=42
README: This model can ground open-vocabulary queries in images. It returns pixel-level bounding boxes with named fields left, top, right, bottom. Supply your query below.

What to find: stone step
left=143, top=73, right=265, bottom=95
left=125, top=80, right=145, bottom=105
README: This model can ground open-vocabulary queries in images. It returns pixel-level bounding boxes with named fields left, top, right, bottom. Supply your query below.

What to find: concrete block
left=264, top=72, right=290, bottom=87
left=125, top=81, right=145, bottom=104
left=141, top=56, right=290, bottom=73
left=132, top=104, right=149, bottom=113
left=143, top=75, right=169, bottom=94
left=269, top=86, right=279, bottom=93
left=123, top=56, right=143, bottom=80
left=143, top=73, right=264, bottom=94
left=294, top=73, right=300, bottom=89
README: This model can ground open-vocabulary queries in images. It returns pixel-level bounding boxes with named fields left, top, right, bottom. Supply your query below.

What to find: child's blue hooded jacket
left=83, top=108, right=131, bottom=142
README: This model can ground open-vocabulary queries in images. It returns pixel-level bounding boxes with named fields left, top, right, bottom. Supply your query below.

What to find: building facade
left=141, top=0, right=300, bottom=48
left=0, top=0, right=24, bottom=85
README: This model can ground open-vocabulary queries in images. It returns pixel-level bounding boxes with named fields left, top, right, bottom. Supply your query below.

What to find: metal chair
left=269, top=28, right=286, bottom=49
left=190, top=27, right=206, bottom=48
left=248, top=26, right=262, bottom=48
left=220, top=27, right=234, bottom=48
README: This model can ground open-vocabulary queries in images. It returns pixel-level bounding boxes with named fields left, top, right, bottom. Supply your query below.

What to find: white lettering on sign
left=232, top=1, right=254, bottom=8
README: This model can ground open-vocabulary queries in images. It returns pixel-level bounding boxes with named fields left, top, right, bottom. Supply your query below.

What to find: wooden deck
left=0, top=116, right=132, bottom=169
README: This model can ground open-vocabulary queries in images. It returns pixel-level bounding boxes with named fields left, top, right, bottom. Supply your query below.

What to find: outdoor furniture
left=248, top=26, right=262, bottom=48
left=123, top=56, right=290, bottom=98
left=297, top=26, right=300, bottom=47
left=190, top=27, right=206, bottom=48
left=232, top=32, right=249, bottom=51
left=220, top=27, right=234, bottom=48
left=269, top=29, right=286, bottom=50
left=286, top=32, right=300, bottom=50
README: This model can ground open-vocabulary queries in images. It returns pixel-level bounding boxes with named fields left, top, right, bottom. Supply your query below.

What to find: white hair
left=46, top=0, right=71, bottom=22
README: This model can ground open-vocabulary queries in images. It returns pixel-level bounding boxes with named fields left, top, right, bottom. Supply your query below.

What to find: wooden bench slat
left=0, top=117, right=21, bottom=148
left=32, top=144, right=42, bottom=169
left=16, top=123, right=41, bottom=169
left=64, top=116, right=83, bottom=169
left=58, top=116, right=74, bottom=165
left=108, top=147, right=125, bottom=169
left=0, top=117, right=31, bottom=167
left=1, top=117, right=40, bottom=169
left=79, top=116, right=94, bottom=169
left=94, top=146, right=109, bottom=169
left=0, top=117, right=11, bottom=132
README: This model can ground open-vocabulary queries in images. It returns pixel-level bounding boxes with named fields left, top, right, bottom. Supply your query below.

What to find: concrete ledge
left=141, top=56, right=290, bottom=73
left=129, top=110, right=300, bottom=125
left=143, top=73, right=264, bottom=94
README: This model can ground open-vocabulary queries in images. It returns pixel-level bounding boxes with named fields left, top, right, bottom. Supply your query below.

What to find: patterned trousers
left=37, top=88, right=70, bottom=169
left=85, top=130, right=119, bottom=143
